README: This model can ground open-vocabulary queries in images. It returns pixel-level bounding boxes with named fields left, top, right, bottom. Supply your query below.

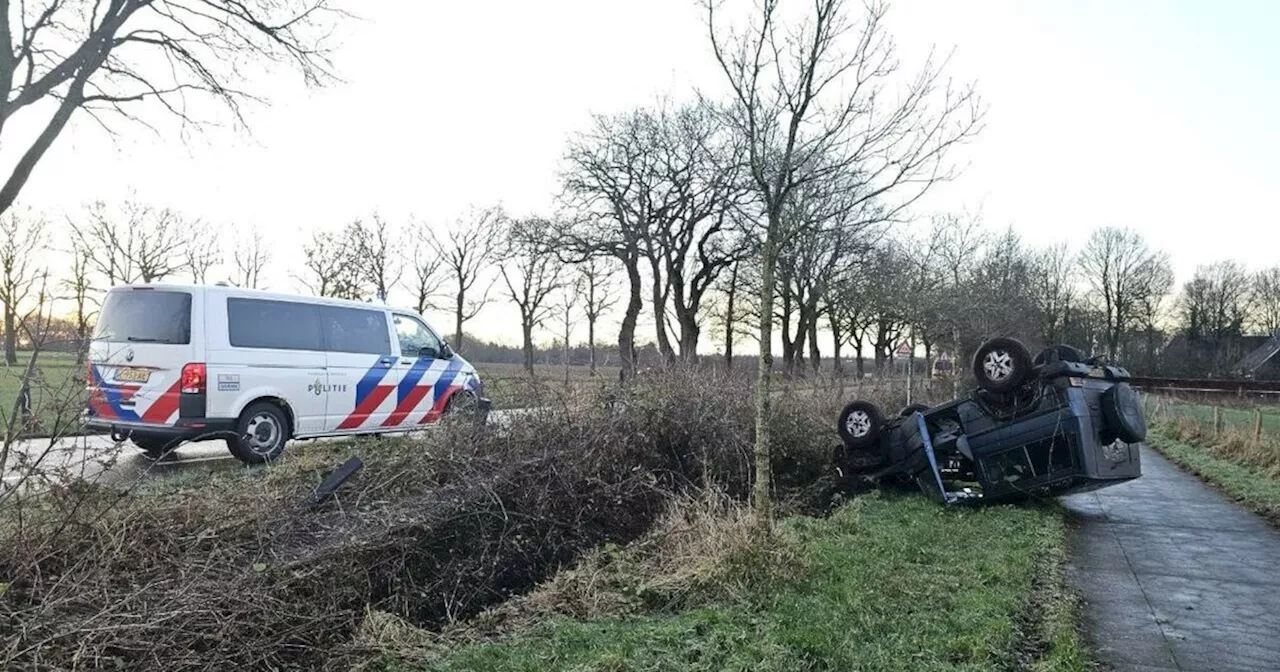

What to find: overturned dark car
left=834, top=338, right=1146, bottom=505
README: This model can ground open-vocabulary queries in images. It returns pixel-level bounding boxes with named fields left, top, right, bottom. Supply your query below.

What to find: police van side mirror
left=440, top=342, right=454, bottom=359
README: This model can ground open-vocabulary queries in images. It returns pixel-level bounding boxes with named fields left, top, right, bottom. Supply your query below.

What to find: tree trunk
left=829, top=313, right=843, bottom=374
left=649, top=260, right=675, bottom=363
left=521, top=322, right=534, bottom=375
left=618, top=260, right=643, bottom=379
left=678, top=311, right=699, bottom=364
left=588, top=317, right=597, bottom=376
left=724, top=266, right=737, bottom=371
left=754, top=221, right=777, bottom=528
left=855, top=341, right=865, bottom=378
left=780, top=288, right=795, bottom=374
left=454, top=290, right=465, bottom=351
left=807, top=311, right=821, bottom=375
left=4, top=308, right=16, bottom=366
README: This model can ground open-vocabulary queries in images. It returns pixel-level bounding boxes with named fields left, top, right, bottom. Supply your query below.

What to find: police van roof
left=109, top=283, right=409, bottom=313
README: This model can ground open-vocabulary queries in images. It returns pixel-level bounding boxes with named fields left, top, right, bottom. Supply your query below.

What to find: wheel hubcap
left=244, top=413, right=280, bottom=455
left=983, top=349, right=1014, bottom=381
left=845, top=410, right=872, bottom=438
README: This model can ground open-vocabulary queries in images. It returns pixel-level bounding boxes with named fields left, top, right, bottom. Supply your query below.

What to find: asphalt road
left=1, top=408, right=532, bottom=489
left=1061, top=445, right=1280, bottom=671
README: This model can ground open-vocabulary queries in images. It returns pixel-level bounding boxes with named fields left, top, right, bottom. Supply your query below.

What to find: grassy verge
left=374, top=494, right=1087, bottom=672
left=1148, top=425, right=1280, bottom=524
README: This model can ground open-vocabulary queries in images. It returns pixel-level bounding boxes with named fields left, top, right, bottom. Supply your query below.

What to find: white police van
left=84, top=284, right=489, bottom=463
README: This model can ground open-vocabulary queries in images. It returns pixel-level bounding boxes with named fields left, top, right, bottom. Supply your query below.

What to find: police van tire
left=1101, top=383, right=1147, bottom=444
left=133, top=435, right=175, bottom=459
left=227, top=402, right=289, bottom=464
left=446, top=390, right=486, bottom=426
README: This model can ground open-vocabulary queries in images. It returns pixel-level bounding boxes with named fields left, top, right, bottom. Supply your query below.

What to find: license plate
left=114, top=367, right=151, bottom=383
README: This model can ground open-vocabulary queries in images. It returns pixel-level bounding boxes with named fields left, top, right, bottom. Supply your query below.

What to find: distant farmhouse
left=1233, top=333, right=1280, bottom=379
left=1161, top=332, right=1280, bottom=380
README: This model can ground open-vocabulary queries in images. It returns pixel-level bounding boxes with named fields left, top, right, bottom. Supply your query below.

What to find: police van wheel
left=446, top=391, right=486, bottom=426
left=228, top=402, right=288, bottom=464
left=133, top=435, right=176, bottom=460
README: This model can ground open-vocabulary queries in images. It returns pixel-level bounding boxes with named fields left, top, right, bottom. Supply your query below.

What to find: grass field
left=1150, top=397, right=1280, bottom=437
left=382, top=495, right=1087, bottom=672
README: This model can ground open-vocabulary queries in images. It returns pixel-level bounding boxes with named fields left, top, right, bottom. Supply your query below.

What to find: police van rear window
left=94, top=289, right=192, bottom=344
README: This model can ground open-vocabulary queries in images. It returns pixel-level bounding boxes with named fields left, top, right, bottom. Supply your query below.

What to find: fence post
left=1213, top=406, right=1222, bottom=437
left=1255, top=408, right=1264, bottom=443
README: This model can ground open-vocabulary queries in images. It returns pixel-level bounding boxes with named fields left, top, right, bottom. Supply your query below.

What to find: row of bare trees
left=0, top=200, right=274, bottom=364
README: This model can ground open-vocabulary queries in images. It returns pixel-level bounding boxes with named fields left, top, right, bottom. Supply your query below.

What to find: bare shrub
left=1, top=369, right=852, bottom=670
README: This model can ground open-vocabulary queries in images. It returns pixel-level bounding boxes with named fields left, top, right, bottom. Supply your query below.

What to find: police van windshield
left=94, top=289, right=192, bottom=344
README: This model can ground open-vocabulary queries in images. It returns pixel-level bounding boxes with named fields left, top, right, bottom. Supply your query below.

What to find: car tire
left=972, top=337, right=1033, bottom=393
left=1033, top=344, right=1085, bottom=366
left=838, top=400, right=884, bottom=450
left=899, top=403, right=929, bottom=417
left=132, top=435, right=176, bottom=460
left=1101, top=383, right=1146, bottom=443
left=227, top=402, right=289, bottom=464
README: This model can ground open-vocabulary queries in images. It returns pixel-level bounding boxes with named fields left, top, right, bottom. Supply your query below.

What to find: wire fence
left=1143, top=394, right=1280, bottom=443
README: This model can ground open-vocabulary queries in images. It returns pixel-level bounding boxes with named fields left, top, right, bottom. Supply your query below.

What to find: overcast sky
left=9, top=0, right=1280, bottom=350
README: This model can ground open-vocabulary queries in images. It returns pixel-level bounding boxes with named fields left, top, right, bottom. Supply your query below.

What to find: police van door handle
left=379, top=357, right=393, bottom=366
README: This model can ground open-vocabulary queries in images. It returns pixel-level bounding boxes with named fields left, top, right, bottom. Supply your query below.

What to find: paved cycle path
left=1060, top=445, right=1280, bottom=671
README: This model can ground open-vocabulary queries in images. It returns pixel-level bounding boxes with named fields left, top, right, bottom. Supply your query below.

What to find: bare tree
left=707, top=256, right=752, bottom=371
left=295, top=228, right=364, bottom=300
left=429, top=206, right=505, bottom=351
left=409, top=226, right=446, bottom=315
left=70, top=200, right=192, bottom=285
left=185, top=228, right=221, bottom=284
left=1254, top=267, right=1280, bottom=336
left=0, top=1, right=340, bottom=220
left=352, top=214, right=401, bottom=302
left=1077, top=227, right=1172, bottom=359
left=577, top=257, right=619, bottom=376
left=1179, top=261, right=1253, bottom=341
left=560, top=114, right=658, bottom=377
left=61, top=241, right=96, bottom=363
left=231, top=227, right=270, bottom=289
left=706, top=0, right=981, bottom=524
left=1029, top=243, right=1076, bottom=346
left=500, top=218, right=563, bottom=374
left=0, top=208, right=48, bottom=364
left=555, top=273, right=585, bottom=384
left=641, top=100, right=750, bottom=362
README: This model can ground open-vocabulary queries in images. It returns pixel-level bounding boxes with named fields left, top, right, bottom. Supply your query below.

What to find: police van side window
left=320, top=306, right=392, bottom=355
left=228, top=298, right=323, bottom=350
left=393, top=314, right=441, bottom=357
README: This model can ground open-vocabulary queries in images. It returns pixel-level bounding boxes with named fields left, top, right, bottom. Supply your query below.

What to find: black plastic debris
left=301, top=456, right=364, bottom=511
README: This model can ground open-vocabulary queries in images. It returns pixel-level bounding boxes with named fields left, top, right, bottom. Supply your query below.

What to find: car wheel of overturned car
left=899, top=403, right=929, bottom=418
left=1101, top=383, right=1147, bottom=443
left=227, top=402, right=288, bottom=464
left=132, top=435, right=175, bottom=460
left=838, top=400, right=884, bottom=450
left=972, top=337, right=1033, bottom=393
left=1033, top=344, right=1085, bottom=366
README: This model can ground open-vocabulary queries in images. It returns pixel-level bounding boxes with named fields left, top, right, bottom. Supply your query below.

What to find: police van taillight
left=181, top=363, right=207, bottom=394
